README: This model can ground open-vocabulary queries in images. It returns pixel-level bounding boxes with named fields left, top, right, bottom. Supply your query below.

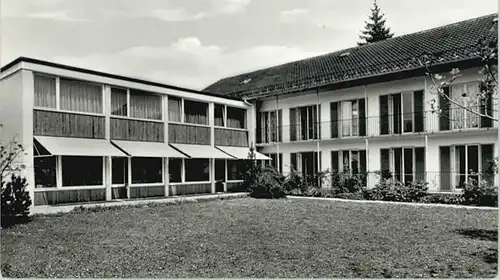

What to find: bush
left=330, top=170, right=367, bottom=194
left=366, top=179, right=428, bottom=202
left=283, top=169, right=305, bottom=193
left=419, top=193, right=464, bottom=205
left=248, top=166, right=287, bottom=199
left=462, top=178, right=498, bottom=207
left=1, top=174, right=32, bottom=227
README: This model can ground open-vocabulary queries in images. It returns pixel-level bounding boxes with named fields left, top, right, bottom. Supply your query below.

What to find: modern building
left=0, top=58, right=269, bottom=206
left=204, top=13, right=499, bottom=192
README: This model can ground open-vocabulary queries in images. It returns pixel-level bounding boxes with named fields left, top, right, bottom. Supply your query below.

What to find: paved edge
left=31, top=192, right=249, bottom=215
left=288, top=195, right=498, bottom=210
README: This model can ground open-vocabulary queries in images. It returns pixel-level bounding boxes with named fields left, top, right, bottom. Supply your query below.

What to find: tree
left=358, top=0, right=394, bottom=46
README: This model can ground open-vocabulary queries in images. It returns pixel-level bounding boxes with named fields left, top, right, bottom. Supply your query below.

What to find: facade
left=0, top=58, right=269, bottom=206
left=204, top=14, right=499, bottom=192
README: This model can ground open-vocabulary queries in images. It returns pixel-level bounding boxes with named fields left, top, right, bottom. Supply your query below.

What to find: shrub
left=248, top=166, right=287, bottom=199
left=1, top=174, right=32, bottom=227
left=419, top=193, right=464, bottom=205
left=366, top=179, right=428, bottom=202
left=330, top=170, right=367, bottom=194
left=283, top=169, right=305, bottom=193
left=462, top=178, right=498, bottom=207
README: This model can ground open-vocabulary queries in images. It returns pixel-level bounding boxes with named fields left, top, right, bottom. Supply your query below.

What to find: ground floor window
left=185, top=159, right=209, bottom=182
left=34, top=156, right=57, bottom=188
left=380, top=147, right=425, bottom=183
left=439, top=144, right=494, bottom=191
left=169, top=158, right=182, bottom=183
left=227, top=160, right=245, bottom=180
left=264, top=153, right=283, bottom=173
left=62, top=156, right=103, bottom=186
left=290, top=151, right=321, bottom=178
left=112, top=157, right=128, bottom=185
left=331, top=150, right=366, bottom=175
left=131, top=157, right=162, bottom=184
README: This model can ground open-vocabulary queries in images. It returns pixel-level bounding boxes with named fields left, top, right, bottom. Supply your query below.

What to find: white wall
left=0, top=70, right=34, bottom=197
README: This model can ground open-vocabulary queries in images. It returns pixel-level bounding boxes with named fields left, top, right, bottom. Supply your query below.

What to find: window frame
left=130, top=157, right=164, bottom=186
left=383, top=146, right=425, bottom=183
left=259, top=110, right=283, bottom=143
left=289, top=104, right=320, bottom=141
left=110, top=86, right=164, bottom=123
left=168, top=97, right=210, bottom=127
left=380, top=90, right=424, bottom=135
left=449, top=82, right=481, bottom=130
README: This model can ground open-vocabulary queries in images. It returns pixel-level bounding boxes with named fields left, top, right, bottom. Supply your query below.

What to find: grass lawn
left=1, top=198, right=497, bottom=278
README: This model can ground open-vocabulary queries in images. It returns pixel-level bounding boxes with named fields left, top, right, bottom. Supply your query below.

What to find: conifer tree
left=358, top=0, right=394, bottom=46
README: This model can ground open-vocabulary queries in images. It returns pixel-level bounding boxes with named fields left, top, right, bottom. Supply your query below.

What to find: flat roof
left=1, top=56, right=243, bottom=101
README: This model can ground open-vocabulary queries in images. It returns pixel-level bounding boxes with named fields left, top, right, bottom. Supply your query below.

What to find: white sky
left=1, top=0, right=497, bottom=89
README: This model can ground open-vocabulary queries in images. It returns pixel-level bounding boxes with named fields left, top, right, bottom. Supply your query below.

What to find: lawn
left=1, top=198, right=497, bottom=278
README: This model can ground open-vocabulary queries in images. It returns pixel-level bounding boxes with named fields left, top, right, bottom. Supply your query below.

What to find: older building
left=204, top=13, right=499, bottom=192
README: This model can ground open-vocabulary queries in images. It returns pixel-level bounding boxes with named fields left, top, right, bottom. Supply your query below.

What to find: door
left=215, top=159, right=225, bottom=192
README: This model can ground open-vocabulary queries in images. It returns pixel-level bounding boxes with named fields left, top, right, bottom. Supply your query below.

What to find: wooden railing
left=33, top=110, right=105, bottom=139
left=215, top=128, right=248, bottom=147
left=168, top=123, right=211, bottom=145
left=111, top=118, right=164, bottom=142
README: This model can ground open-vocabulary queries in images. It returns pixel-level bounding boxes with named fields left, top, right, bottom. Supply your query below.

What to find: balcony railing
left=256, top=109, right=498, bottom=144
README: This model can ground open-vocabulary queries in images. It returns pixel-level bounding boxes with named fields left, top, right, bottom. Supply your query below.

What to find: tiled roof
left=203, top=14, right=498, bottom=99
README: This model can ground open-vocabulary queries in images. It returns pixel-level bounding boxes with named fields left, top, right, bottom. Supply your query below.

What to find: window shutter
left=291, top=153, right=297, bottom=172
left=379, top=95, right=389, bottom=135
left=380, top=149, right=390, bottom=179
left=413, top=90, right=424, bottom=132
left=439, top=87, right=450, bottom=131
left=360, top=150, right=367, bottom=173
left=330, top=102, right=338, bottom=138
left=289, top=108, right=297, bottom=141
left=481, top=144, right=494, bottom=185
left=278, top=110, right=283, bottom=142
left=331, top=151, right=339, bottom=171
left=415, top=147, right=425, bottom=181
left=392, top=93, right=402, bottom=134
left=481, top=94, right=493, bottom=128
left=359, top=98, right=366, bottom=136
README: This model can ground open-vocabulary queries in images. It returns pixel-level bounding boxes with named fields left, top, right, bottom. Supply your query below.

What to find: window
left=227, top=160, right=245, bottom=180
left=440, top=144, right=494, bottom=191
left=112, top=157, right=128, bottom=184
left=185, top=159, right=209, bottom=182
left=60, top=78, right=103, bottom=114
left=169, top=158, right=182, bottom=183
left=439, top=82, right=495, bottom=130
left=34, top=74, right=57, bottom=109
left=168, top=96, right=182, bottom=122
left=111, top=88, right=127, bottom=116
left=34, top=156, right=57, bottom=188
left=331, top=99, right=366, bottom=138
left=184, top=100, right=208, bottom=125
left=257, top=110, right=282, bottom=143
left=380, top=90, right=424, bottom=135
left=215, top=104, right=225, bottom=127
left=62, top=156, right=103, bottom=186
left=332, top=150, right=366, bottom=175
left=290, top=105, right=320, bottom=141
left=131, top=157, right=162, bottom=184
left=265, top=153, right=283, bottom=173
left=129, top=90, right=162, bottom=120
left=380, top=147, right=425, bottom=183
left=290, top=151, right=321, bottom=178
left=227, top=107, right=246, bottom=129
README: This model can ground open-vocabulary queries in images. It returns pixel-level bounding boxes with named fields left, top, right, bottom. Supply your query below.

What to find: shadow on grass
left=456, top=228, right=498, bottom=242
left=1, top=216, right=32, bottom=229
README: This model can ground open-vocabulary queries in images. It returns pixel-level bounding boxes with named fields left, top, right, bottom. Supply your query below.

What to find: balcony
left=256, top=109, right=498, bottom=145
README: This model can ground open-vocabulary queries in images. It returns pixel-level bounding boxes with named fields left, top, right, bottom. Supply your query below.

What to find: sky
left=1, top=0, right=497, bottom=90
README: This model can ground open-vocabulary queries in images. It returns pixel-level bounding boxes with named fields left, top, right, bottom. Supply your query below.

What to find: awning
left=34, top=136, right=127, bottom=157
left=216, top=146, right=271, bottom=160
left=170, top=143, right=234, bottom=159
left=111, top=140, right=187, bottom=158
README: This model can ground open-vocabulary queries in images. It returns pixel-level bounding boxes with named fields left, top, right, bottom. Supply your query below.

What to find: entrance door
left=215, top=159, right=225, bottom=192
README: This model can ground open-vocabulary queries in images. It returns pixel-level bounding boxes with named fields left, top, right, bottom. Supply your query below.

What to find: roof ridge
left=207, top=13, right=497, bottom=86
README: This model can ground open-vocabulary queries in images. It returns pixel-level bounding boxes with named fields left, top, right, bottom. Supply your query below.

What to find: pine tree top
left=358, top=0, right=394, bottom=46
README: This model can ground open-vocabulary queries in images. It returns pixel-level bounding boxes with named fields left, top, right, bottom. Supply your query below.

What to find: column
left=164, top=95, right=169, bottom=197
left=104, top=85, right=112, bottom=201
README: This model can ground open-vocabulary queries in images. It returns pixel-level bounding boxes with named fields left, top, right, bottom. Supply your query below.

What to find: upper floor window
left=34, top=74, right=57, bottom=109
left=184, top=100, right=208, bottom=125
left=168, top=96, right=182, bottom=122
left=215, top=104, right=247, bottom=129
left=331, top=99, right=366, bottom=138
left=60, top=78, right=103, bottom=114
left=34, top=74, right=104, bottom=114
left=257, top=110, right=282, bottom=143
left=439, top=82, right=494, bottom=130
left=380, top=90, right=424, bottom=135
left=290, top=105, right=320, bottom=141
left=110, top=88, right=162, bottom=120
